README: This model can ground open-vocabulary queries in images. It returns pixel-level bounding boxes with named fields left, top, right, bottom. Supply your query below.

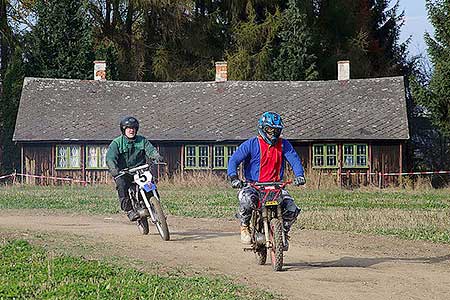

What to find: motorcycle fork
left=250, top=210, right=257, bottom=245
left=139, top=189, right=154, bottom=220
left=262, top=208, right=271, bottom=249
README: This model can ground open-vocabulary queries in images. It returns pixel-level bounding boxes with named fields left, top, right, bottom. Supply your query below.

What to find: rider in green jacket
left=106, top=116, right=161, bottom=221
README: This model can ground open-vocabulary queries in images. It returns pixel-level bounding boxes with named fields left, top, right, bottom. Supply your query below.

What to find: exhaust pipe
left=137, top=208, right=150, bottom=218
left=255, top=232, right=266, bottom=245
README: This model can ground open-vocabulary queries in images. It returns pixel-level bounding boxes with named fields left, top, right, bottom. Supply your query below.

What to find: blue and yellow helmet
left=258, top=112, right=284, bottom=145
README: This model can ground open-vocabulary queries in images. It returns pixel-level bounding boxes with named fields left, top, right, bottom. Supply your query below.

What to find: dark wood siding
left=85, top=170, right=111, bottom=183
left=20, top=140, right=406, bottom=187
left=292, top=144, right=309, bottom=170
left=158, top=143, right=181, bottom=177
left=23, top=145, right=52, bottom=184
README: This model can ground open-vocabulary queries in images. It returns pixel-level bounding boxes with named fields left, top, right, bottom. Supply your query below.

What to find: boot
left=240, top=225, right=251, bottom=244
left=126, top=210, right=140, bottom=222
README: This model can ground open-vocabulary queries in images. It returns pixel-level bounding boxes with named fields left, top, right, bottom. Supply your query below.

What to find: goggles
left=264, top=126, right=281, bottom=137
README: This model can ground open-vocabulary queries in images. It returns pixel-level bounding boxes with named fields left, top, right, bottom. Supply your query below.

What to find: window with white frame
left=213, top=145, right=237, bottom=169
left=343, top=144, right=368, bottom=168
left=313, top=144, right=338, bottom=168
left=86, top=145, right=108, bottom=169
left=184, top=145, right=210, bottom=169
left=56, top=145, right=81, bottom=169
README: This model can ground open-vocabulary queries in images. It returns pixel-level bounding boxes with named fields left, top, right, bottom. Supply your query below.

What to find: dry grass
left=158, top=171, right=229, bottom=188
left=300, top=208, right=450, bottom=232
left=158, top=170, right=445, bottom=191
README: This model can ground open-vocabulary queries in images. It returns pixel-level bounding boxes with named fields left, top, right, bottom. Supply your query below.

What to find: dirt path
left=1, top=210, right=450, bottom=300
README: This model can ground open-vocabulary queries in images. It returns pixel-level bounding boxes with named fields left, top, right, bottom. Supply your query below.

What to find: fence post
left=378, top=172, right=382, bottom=189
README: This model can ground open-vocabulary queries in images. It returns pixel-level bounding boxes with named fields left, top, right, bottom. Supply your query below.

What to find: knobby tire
left=150, top=197, right=170, bottom=241
left=137, top=218, right=149, bottom=235
left=270, top=218, right=283, bottom=271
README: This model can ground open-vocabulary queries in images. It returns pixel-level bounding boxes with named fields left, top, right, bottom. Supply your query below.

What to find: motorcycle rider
left=227, top=112, right=306, bottom=247
left=106, top=116, right=161, bottom=221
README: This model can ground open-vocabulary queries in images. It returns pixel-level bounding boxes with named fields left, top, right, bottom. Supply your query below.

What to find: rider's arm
left=227, top=139, right=251, bottom=178
left=106, top=141, right=120, bottom=177
left=282, top=139, right=305, bottom=177
left=144, top=138, right=161, bottom=162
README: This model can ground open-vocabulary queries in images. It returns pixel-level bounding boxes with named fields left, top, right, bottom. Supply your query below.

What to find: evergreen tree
left=226, top=3, right=281, bottom=80
left=314, top=0, right=408, bottom=79
left=413, top=0, right=450, bottom=137
left=367, top=0, right=409, bottom=76
left=24, top=0, right=94, bottom=79
left=0, top=47, right=24, bottom=172
left=272, top=0, right=318, bottom=81
left=150, top=6, right=226, bottom=82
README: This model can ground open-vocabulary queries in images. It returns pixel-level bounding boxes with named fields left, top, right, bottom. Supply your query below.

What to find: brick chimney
left=215, top=61, right=227, bottom=82
left=337, top=60, right=350, bottom=81
left=94, top=60, right=106, bottom=81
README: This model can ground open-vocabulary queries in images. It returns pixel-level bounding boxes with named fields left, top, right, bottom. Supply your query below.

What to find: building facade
left=13, top=76, right=409, bottom=186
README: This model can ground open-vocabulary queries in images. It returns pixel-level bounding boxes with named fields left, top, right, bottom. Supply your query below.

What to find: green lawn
left=0, top=240, right=274, bottom=300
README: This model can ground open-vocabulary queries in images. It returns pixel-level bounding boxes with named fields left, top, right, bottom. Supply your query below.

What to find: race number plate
left=134, top=171, right=156, bottom=192
left=265, top=200, right=278, bottom=206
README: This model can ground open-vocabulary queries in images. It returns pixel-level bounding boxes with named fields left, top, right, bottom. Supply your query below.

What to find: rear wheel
left=255, top=247, right=267, bottom=265
left=150, top=197, right=170, bottom=241
left=137, top=218, right=149, bottom=235
left=269, top=218, right=283, bottom=271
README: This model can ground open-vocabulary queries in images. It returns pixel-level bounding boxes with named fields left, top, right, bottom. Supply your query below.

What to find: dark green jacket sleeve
left=144, top=139, right=161, bottom=162
left=106, top=140, right=120, bottom=177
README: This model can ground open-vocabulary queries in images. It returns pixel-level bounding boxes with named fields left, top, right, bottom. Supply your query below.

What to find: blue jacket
left=227, top=137, right=305, bottom=182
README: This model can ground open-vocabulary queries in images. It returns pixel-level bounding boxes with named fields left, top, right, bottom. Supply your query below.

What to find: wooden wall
left=23, top=145, right=53, bottom=185
left=20, top=140, right=406, bottom=187
left=158, top=143, right=181, bottom=177
left=22, top=144, right=111, bottom=185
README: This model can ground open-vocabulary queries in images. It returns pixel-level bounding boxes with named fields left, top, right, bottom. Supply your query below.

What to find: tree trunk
left=0, top=0, right=10, bottom=76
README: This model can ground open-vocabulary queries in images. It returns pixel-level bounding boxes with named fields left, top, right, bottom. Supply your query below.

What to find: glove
left=113, top=172, right=124, bottom=181
left=153, top=153, right=163, bottom=163
left=294, top=176, right=306, bottom=186
left=110, top=168, right=120, bottom=178
left=229, top=175, right=244, bottom=189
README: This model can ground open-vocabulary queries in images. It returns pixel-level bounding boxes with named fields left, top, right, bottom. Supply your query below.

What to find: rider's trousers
left=237, top=186, right=300, bottom=232
left=114, top=175, right=133, bottom=211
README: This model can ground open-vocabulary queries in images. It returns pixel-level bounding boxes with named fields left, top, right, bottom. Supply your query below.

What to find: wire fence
left=1, top=170, right=450, bottom=188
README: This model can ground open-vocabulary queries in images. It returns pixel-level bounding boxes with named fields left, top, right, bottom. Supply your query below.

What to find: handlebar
left=117, top=161, right=167, bottom=176
left=245, top=181, right=292, bottom=186
left=246, top=181, right=292, bottom=189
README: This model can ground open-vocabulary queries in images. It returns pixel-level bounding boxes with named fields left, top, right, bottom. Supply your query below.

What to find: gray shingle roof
left=13, top=76, right=409, bottom=142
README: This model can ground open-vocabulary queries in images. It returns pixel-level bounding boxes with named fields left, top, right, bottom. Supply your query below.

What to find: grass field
left=1, top=183, right=450, bottom=243
left=0, top=239, right=274, bottom=300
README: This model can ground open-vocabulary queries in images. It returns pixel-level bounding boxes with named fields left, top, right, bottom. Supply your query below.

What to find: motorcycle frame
left=127, top=169, right=160, bottom=225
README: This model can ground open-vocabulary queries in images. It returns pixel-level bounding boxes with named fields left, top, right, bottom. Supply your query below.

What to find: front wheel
left=149, top=197, right=170, bottom=241
left=269, top=218, right=283, bottom=271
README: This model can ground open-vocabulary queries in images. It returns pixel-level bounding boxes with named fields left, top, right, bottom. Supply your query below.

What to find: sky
left=399, top=0, right=435, bottom=57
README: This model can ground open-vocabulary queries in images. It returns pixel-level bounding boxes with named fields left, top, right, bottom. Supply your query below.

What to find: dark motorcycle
left=244, top=181, right=290, bottom=271
left=118, top=163, right=170, bottom=241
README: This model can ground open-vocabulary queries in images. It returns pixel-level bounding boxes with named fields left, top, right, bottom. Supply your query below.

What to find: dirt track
left=1, top=210, right=450, bottom=300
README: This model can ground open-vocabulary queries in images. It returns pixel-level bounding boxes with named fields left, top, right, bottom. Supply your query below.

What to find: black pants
left=115, top=175, right=133, bottom=211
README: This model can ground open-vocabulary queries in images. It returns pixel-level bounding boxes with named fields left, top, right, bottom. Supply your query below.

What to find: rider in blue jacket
left=227, top=112, right=306, bottom=246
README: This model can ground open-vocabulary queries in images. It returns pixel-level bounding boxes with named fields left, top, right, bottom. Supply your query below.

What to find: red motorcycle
left=244, top=181, right=290, bottom=271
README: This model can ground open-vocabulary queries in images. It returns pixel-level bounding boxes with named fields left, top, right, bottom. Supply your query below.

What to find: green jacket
left=106, top=135, right=160, bottom=177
